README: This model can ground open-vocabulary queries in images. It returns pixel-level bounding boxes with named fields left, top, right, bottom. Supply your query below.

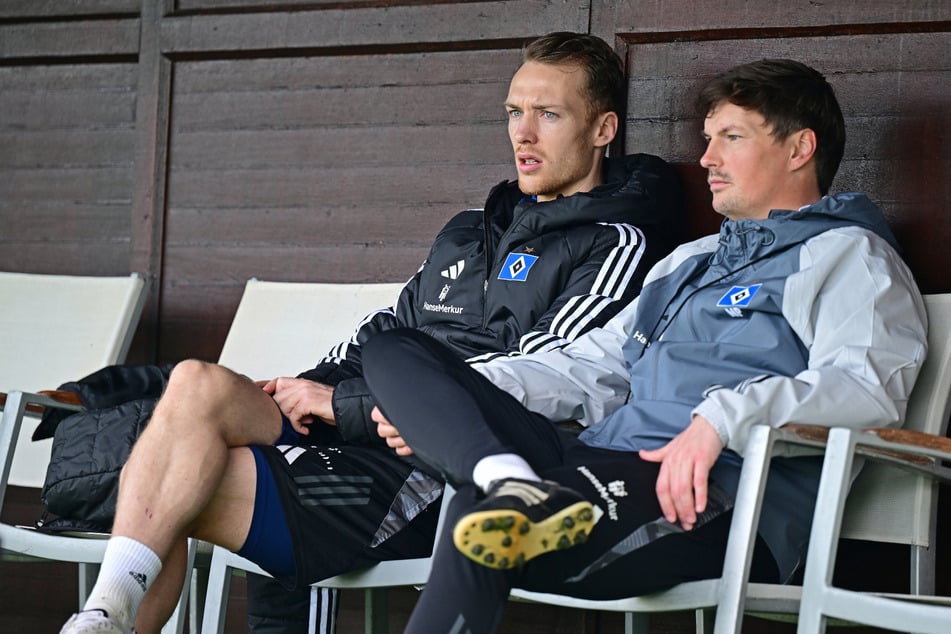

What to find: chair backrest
left=841, top=293, right=951, bottom=546
left=0, top=271, right=148, bottom=487
left=217, top=278, right=404, bottom=379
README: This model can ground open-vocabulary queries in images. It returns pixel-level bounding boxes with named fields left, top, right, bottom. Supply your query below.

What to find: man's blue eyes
left=508, top=111, right=557, bottom=119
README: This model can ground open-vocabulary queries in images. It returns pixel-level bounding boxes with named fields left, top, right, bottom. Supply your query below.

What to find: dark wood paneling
left=0, top=204, right=129, bottom=239
left=0, top=62, right=137, bottom=276
left=129, top=0, right=173, bottom=362
left=175, top=0, right=508, bottom=12
left=159, top=1, right=588, bottom=54
left=594, top=0, right=951, bottom=33
left=159, top=47, right=520, bottom=360
left=166, top=201, right=478, bottom=245
left=166, top=165, right=502, bottom=211
left=0, top=0, right=138, bottom=19
left=0, top=168, right=132, bottom=200
left=0, top=66, right=136, bottom=124
left=165, top=244, right=429, bottom=288
left=171, top=126, right=506, bottom=170
left=0, top=130, right=135, bottom=168
left=0, top=20, right=139, bottom=61
left=170, top=47, right=525, bottom=91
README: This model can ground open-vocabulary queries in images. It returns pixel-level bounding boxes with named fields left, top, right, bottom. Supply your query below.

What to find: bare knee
left=162, top=359, right=253, bottom=412
left=156, top=359, right=280, bottom=446
left=166, top=358, right=233, bottom=395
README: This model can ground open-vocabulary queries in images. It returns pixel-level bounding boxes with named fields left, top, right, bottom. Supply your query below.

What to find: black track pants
left=363, top=329, right=779, bottom=634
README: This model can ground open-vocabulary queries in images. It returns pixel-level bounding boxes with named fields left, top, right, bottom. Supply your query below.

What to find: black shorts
left=251, top=440, right=443, bottom=588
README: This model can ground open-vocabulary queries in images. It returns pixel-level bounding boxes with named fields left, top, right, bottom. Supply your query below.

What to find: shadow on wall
left=889, top=97, right=949, bottom=295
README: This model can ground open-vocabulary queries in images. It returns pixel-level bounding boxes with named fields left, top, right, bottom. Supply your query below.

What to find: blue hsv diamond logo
left=717, top=284, right=762, bottom=307
left=498, top=252, right=539, bottom=282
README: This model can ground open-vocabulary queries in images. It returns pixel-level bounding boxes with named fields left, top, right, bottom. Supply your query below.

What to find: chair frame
left=795, top=430, right=951, bottom=631
left=193, top=278, right=406, bottom=632
left=200, top=495, right=453, bottom=634
left=197, top=294, right=950, bottom=634
left=0, top=272, right=196, bottom=632
left=0, top=390, right=196, bottom=634
left=511, top=292, right=951, bottom=633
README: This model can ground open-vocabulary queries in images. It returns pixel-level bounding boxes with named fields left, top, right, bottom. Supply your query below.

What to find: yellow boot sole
left=453, top=501, right=595, bottom=570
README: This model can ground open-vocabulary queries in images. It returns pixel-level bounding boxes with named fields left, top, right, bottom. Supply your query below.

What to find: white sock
left=83, top=536, right=162, bottom=629
left=472, top=453, right=541, bottom=493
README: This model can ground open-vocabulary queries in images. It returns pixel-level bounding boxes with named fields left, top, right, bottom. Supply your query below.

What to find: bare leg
left=135, top=447, right=260, bottom=632
left=134, top=538, right=187, bottom=634
left=112, top=359, right=283, bottom=559
left=62, top=360, right=285, bottom=632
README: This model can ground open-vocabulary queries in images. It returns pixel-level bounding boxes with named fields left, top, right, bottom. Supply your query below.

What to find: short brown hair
left=697, top=59, right=846, bottom=195
left=523, top=32, right=626, bottom=121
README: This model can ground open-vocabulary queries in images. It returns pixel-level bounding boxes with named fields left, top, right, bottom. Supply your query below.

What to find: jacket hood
left=483, top=153, right=686, bottom=246
left=789, top=192, right=900, bottom=251
left=718, top=192, right=901, bottom=262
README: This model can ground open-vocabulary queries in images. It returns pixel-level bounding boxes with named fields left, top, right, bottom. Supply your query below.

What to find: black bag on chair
left=35, top=363, right=175, bottom=532
left=31, top=362, right=175, bottom=441
left=40, top=397, right=158, bottom=531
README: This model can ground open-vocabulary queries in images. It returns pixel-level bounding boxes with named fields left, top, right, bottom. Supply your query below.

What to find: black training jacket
left=297, top=153, right=685, bottom=443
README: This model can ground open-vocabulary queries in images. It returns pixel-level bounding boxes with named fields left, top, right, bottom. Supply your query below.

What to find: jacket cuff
left=692, top=399, right=731, bottom=448
left=331, top=377, right=382, bottom=445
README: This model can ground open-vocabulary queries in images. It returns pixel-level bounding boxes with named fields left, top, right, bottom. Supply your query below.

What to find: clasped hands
left=259, top=377, right=336, bottom=434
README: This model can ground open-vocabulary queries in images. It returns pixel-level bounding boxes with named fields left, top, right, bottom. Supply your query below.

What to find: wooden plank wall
left=1, top=1, right=948, bottom=364
left=1, top=1, right=948, bottom=632
left=1, top=0, right=589, bottom=364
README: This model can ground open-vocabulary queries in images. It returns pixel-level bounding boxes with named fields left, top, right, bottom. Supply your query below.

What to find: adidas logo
left=495, top=480, right=549, bottom=505
left=129, top=571, right=147, bottom=592
left=441, top=260, right=465, bottom=280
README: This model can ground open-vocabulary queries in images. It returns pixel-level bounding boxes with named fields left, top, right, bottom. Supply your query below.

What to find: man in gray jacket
left=362, top=58, right=928, bottom=633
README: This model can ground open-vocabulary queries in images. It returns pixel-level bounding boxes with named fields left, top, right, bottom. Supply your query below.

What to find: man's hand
left=638, top=415, right=724, bottom=531
left=260, top=377, right=336, bottom=435
left=372, top=406, right=414, bottom=456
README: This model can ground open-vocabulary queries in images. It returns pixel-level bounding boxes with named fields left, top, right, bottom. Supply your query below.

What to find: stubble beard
left=517, top=163, right=577, bottom=200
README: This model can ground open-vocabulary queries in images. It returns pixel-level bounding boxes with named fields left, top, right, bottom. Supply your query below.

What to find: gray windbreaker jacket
left=477, top=192, right=928, bottom=580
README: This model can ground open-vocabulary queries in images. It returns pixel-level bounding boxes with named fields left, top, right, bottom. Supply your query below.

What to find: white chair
left=0, top=272, right=148, bottom=487
left=216, top=279, right=404, bottom=381
left=196, top=278, right=407, bottom=633
left=509, top=293, right=951, bottom=633
left=794, top=299, right=951, bottom=632
left=204, top=292, right=949, bottom=634
left=200, top=488, right=455, bottom=634
left=2, top=276, right=401, bottom=632
left=0, top=273, right=160, bottom=624
left=794, top=427, right=951, bottom=633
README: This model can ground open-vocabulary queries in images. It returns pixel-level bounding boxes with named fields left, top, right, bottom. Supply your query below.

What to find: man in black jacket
left=60, top=31, right=684, bottom=634
left=249, top=155, right=681, bottom=631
